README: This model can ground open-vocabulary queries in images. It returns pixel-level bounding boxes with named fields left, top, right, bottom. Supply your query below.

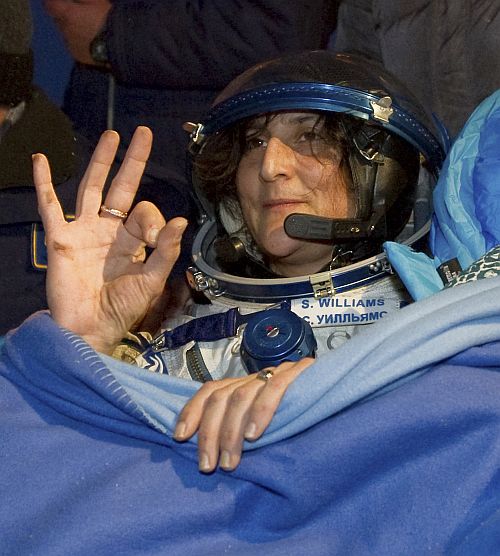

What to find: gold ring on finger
left=256, top=368, right=274, bottom=382
left=100, top=205, right=128, bottom=220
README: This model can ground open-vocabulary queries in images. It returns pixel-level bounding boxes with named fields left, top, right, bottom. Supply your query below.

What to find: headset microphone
left=284, top=209, right=386, bottom=242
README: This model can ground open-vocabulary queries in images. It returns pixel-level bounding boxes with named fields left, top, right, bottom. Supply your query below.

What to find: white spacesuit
left=124, top=51, right=448, bottom=381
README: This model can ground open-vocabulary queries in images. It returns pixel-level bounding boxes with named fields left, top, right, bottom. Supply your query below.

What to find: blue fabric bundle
left=1, top=294, right=500, bottom=555
left=385, top=90, right=500, bottom=300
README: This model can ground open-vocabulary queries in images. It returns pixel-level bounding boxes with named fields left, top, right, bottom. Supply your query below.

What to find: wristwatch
left=89, top=30, right=109, bottom=65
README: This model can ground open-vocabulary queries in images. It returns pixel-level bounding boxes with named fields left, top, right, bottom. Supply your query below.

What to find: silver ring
left=256, top=369, right=274, bottom=382
left=100, top=205, right=128, bottom=220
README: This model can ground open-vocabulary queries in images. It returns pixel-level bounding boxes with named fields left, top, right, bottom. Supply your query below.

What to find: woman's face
left=236, top=111, right=355, bottom=277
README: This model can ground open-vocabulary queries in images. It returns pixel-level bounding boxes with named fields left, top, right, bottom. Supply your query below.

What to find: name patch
left=291, top=294, right=402, bottom=327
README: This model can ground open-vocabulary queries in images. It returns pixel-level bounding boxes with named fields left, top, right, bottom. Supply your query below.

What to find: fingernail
left=219, top=450, right=233, bottom=470
left=244, top=422, right=257, bottom=439
left=174, top=220, right=187, bottom=239
left=148, top=227, right=159, bottom=246
left=199, top=452, right=211, bottom=473
left=174, top=421, right=186, bottom=440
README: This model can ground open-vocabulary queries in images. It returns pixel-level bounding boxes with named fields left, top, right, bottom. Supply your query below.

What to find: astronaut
left=33, top=51, right=447, bottom=472
left=122, top=51, right=447, bottom=383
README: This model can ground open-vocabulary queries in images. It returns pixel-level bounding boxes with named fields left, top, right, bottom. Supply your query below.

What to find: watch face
left=90, top=34, right=108, bottom=64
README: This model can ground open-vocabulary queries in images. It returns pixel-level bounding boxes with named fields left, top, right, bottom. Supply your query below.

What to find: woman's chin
left=260, top=234, right=304, bottom=258
left=260, top=234, right=333, bottom=276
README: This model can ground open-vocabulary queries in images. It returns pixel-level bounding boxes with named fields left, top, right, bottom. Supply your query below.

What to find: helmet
left=184, top=51, right=448, bottom=303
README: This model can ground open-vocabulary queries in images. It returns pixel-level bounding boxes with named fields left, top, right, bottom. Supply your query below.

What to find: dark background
left=30, top=0, right=72, bottom=105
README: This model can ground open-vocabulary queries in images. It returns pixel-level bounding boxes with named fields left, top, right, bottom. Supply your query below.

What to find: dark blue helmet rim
left=199, top=82, right=447, bottom=173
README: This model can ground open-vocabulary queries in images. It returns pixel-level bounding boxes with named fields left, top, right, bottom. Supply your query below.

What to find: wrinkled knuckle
left=229, top=387, right=250, bottom=405
left=202, top=398, right=218, bottom=415
left=252, top=398, right=274, bottom=416
left=198, top=382, right=219, bottom=397
left=197, top=430, right=211, bottom=446
left=43, top=191, right=57, bottom=204
left=112, top=177, right=135, bottom=192
left=198, top=381, right=214, bottom=393
left=220, top=427, right=236, bottom=445
left=207, top=389, right=228, bottom=406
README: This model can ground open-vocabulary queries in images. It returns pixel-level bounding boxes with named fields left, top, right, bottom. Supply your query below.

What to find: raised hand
left=174, top=357, right=314, bottom=473
left=33, top=126, right=187, bottom=354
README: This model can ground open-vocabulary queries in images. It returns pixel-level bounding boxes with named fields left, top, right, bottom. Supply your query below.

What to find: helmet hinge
left=368, top=258, right=393, bottom=275
left=183, top=121, right=205, bottom=147
left=186, top=265, right=210, bottom=292
left=370, top=96, right=394, bottom=123
left=310, top=271, right=336, bottom=299
left=186, top=266, right=224, bottom=297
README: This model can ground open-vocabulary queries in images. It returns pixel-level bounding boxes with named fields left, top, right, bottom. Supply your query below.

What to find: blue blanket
left=1, top=276, right=500, bottom=555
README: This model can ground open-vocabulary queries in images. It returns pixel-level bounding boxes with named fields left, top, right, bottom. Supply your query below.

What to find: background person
left=0, top=0, right=87, bottom=334
left=0, top=0, right=196, bottom=335
left=331, top=0, right=500, bottom=139
left=43, top=0, right=339, bottom=186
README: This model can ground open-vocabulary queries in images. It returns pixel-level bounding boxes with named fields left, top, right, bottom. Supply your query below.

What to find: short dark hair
left=193, top=111, right=355, bottom=214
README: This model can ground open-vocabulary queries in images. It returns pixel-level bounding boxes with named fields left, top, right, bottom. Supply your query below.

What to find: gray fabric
left=333, top=0, right=500, bottom=138
left=0, top=0, right=32, bottom=54
left=0, top=0, right=33, bottom=106
left=129, top=274, right=410, bottom=381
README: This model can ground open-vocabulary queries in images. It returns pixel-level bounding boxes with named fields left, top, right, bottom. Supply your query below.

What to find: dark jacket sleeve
left=333, top=0, right=381, bottom=60
left=106, top=0, right=338, bottom=89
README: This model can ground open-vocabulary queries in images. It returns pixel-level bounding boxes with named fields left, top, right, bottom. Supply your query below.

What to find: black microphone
left=284, top=213, right=371, bottom=241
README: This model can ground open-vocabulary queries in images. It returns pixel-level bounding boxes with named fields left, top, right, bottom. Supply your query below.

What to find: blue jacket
left=0, top=88, right=86, bottom=334
left=63, top=0, right=337, bottom=181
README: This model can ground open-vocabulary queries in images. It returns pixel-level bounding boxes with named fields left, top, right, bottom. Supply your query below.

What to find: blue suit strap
left=148, top=301, right=291, bottom=353
left=150, top=308, right=243, bottom=352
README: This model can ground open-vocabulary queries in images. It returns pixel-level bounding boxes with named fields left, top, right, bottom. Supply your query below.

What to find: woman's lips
left=263, top=199, right=304, bottom=209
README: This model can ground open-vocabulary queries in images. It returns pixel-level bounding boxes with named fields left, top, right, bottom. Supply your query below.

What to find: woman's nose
left=259, top=137, right=296, bottom=183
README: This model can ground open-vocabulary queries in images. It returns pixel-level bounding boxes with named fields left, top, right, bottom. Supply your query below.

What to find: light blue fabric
left=103, top=275, right=500, bottom=449
left=385, top=89, right=500, bottom=300
left=383, top=242, right=444, bottom=300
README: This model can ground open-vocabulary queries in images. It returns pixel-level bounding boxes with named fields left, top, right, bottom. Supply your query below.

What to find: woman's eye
left=300, top=131, right=322, bottom=143
left=245, top=137, right=267, bottom=151
left=291, top=130, right=327, bottom=155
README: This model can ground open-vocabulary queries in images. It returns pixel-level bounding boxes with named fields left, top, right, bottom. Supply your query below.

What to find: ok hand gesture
left=33, top=126, right=187, bottom=354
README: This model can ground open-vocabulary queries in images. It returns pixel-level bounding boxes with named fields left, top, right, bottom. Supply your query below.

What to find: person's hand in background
left=43, top=0, right=111, bottom=65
